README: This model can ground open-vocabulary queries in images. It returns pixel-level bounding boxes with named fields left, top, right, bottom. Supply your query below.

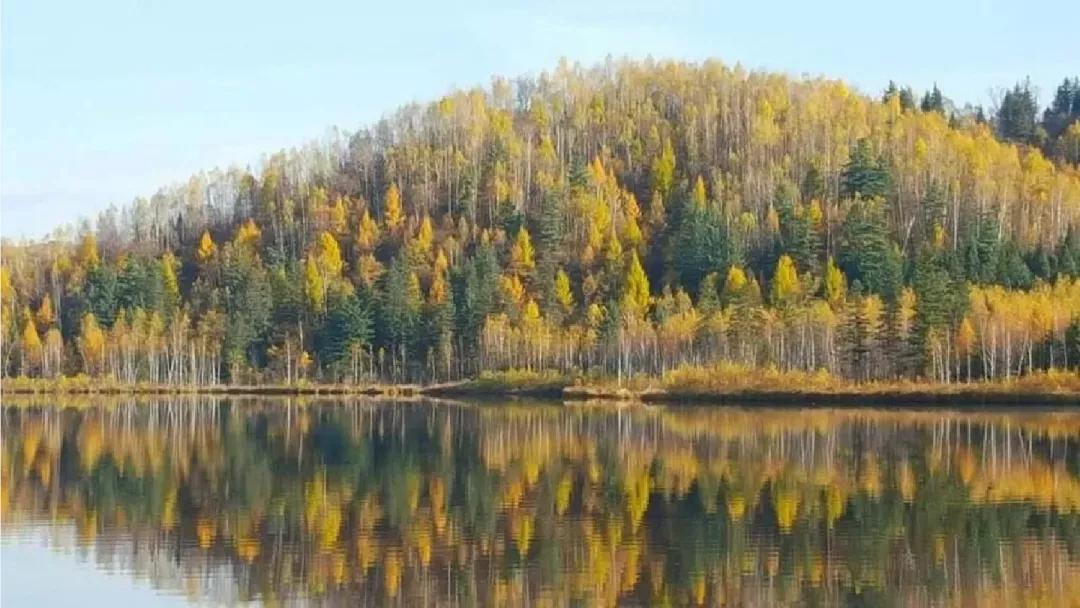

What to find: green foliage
left=997, top=80, right=1040, bottom=144
left=672, top=203, right=738, bottom=295
left=317, top=293, right=373, bottom=370
left=920, top=84, right=945, bottom=114
left=840, top=139, right=891, bottom=200
left=839, top=198, right=902, bottom=302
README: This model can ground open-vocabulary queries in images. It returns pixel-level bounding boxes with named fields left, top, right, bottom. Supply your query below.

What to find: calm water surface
left=2, top=397, right=1079, bottom=606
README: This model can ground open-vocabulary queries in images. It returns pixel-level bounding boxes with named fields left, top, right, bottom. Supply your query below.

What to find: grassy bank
left=424, top=366, right=1080, bottom=405
left=3, top=366, right=1079, bottom=405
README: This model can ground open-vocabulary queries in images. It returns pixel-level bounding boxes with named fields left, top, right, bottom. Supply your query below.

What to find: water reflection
left=2, top=398, right=1079, bottom=606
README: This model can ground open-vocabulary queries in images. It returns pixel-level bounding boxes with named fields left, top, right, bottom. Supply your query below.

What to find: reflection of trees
left=3, top=399, right=1080, bottom=605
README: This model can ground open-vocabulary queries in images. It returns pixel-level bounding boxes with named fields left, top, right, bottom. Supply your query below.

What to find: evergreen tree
left=317, top=292, right=373, bottom=375
left=379, top=256, right=422, bottom=380
left=801, top=164, right=825, bottom=202
left=85, top=264, right=119, bottom=328
left=911, top=245, right=952, bottom=375
left=1041, top=77, right=1080, bottom=141
left=775, top=182, right=819, bottom=273
left=840, top=139, right=891, bottom=200
left=920, top=183, right=947, bottom=243
left=996, top=241, right=1034, bottom=289
left=920, top=84, right=945, bottom=114
left=996, top=79, right=1040, bottom=144
left=962, top=211, right=1001, bottom=283
left=838, top=198, right=902, bottom=302
left=672, top=203, right=738, bottom=295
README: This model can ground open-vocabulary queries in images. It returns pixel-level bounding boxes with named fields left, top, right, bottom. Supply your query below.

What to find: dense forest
left=3, top=59, right=1080, bottom=386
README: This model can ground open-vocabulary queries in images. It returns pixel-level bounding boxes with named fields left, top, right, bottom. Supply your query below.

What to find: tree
left=770, top=255, right=801, bottom=307
left=85, top=264, right=119, bottom=327
left=510, top=226, right=536, bottom=277
left=911, top=246, right=952, bottom=376
left=651, top=139, right=676, bottom=197
left=691, top=176, right=707, bottom=209
left=357, top=209, right=381, bottom=253
left=997, top=80, right=1039, bottom=144
left=553, top=268, right=574, bottom=316
left=304, top=254, right=324, bottom=313
left=20, top=307, right=42, bottom=376
left=317, top=293, right=373, bottom=378
left=841, top=139, right=890, bottom=200
left=35, top=295, right=55, bottom=329
left=196, top=230, right=217, bottom=266
left=775, top=182, right=819, bottom=273
left=161, top=251, right=181, bottom=313
left=383, top=183, right=405, bottom=231
left=622, top=252, right=650, bottom=314
left=672, top=204, right=737, bottom=296
left=920, top=84, right=945, bottom=114
left=380, top=256, right=422, bottom=379
left=78, top=312, right=106, bottom=376
left=838, top=198, right=902, bottom=302
left=824, top=257, right=847, bottom=309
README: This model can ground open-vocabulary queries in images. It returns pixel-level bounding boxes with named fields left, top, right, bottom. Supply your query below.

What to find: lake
left=2, top=397, right=1079, bottom=606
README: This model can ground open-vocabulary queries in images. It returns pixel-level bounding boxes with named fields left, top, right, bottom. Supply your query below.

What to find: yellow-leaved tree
left=553, top=268, right=574, bottom=315
left=824, top=257, right=847, bottom=309
left=79, top=312, right=106, bottom=376
left=20, top=307, right=42, bottom=375
left=356, top=208, right=380, bottom=253
left=196, top=230, right=217, bottom=266
left=383, top=183, right=404, bottom=231
left=510, top=226, right=535, bottom=276
left=622, top=252, right=650, bottom=314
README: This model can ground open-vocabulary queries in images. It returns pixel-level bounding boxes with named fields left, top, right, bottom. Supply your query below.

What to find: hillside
left=3, top=58, right=1080, bottom=388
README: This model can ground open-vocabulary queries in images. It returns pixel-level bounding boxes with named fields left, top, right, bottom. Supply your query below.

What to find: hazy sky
left=3, top=0, right=1077, bottom=239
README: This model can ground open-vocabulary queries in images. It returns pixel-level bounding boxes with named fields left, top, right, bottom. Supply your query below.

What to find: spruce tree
left=840, top=139, right=891, bottom=200
left=317, top=292, right=373, bottom=374
left=920, top=84, right=945, bottom=114
left=838, top=198, right=901, bottom=302
left=996, top=79, right=1040, bottom=144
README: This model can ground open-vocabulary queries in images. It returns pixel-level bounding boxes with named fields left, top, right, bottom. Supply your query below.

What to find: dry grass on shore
left=3, top=366, right=1078, bottom=405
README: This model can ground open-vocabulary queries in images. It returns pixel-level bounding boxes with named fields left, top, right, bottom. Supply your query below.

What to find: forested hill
left=4, top=59, right=1080, bottom=387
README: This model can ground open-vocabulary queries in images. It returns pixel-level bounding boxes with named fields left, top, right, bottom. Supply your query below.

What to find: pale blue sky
left=2, top=0, right=1077, bottom=239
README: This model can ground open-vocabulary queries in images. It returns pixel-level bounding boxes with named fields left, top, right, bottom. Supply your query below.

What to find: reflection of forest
left=3, top=398, right=1079, bottom=606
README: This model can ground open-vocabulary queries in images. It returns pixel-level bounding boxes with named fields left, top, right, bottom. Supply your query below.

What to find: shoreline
left=3, top=377, right=1078, bottom=406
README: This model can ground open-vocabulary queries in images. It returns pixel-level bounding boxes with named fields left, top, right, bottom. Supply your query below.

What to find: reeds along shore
left=3, top=366, right=1079, bottom=405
